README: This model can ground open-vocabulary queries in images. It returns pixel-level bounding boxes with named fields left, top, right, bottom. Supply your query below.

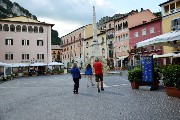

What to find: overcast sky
left=11, top=0, right=165, bottom=37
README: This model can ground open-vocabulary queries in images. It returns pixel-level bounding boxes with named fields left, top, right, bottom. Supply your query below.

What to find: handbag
left=79, top=74, right=81, bottom=79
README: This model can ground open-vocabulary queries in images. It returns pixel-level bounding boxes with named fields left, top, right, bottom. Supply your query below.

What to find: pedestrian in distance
left=70, top=63, right=81, bottom=94
left=85, top=64, right=95, bottom=87
left=93, top=58, right=104, bottom=93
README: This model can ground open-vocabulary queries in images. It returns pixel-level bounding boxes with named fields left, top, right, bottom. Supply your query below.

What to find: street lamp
left=80, top=61, right=83, bottom=69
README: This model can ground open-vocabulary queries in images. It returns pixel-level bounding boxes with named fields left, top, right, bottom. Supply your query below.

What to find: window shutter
left=27, top=54, right=29, bottom=59
left=171, top=20, right=174, bottom=27
left=11, top=39, right=13, bottom=45
left=37, top=40, right=39, bottom=46
left=27, top=40, right=29, bottom=45
left=11, top=54, right=13, bottom=60
left=37, top=54, right=39, bottom=59
left=42, top=41, right=43, bottom=46
left=22, top=54, right=24, bottom=60
left=5, top=54, right=7, bottom=60
left=42, top=54, right=44, bottom=59
left=22, top=40, right=24, bottom=45
left=5, top=39, right=8, bottom=45
left=178, top=18, right=180, bottom=25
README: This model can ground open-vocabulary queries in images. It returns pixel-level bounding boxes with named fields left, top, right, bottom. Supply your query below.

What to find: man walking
left=93, top=58, right=104, bottom=92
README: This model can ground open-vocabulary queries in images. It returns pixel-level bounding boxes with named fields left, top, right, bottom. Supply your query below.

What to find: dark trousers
left=73, top=78, right=79, bottom=92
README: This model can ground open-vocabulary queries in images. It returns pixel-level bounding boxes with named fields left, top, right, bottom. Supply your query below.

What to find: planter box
left=165, top=87, right=180, bottom=98
left=131, top=82, right=139, bottom=89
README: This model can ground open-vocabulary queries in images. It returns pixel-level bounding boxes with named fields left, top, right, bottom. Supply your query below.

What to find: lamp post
left=80, top=61, right=83, bottom=69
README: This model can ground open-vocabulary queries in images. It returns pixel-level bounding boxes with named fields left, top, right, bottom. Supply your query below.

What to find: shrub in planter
left=162, top=64, right=180, bottom=97
left=162, top=64, right=180, bottom=89
left=128, top=66, right=142, bottom=89
left=128, top=66, right=142, bottom=83
left=23, top=72, right=28, bottom=76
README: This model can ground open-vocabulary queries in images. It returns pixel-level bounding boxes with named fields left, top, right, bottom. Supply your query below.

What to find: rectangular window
left=22, top=39, right=29, bottom=45
left=150, top=46, right=155, bottom=51
left=171, top=18, right=180, bottom=31
left=37, top=40, right=43, bottom=46
left=37, top=54, right=44, bottom=59
left=142, top=29, right=146, bottom=36
left=5, top=53, right=13, bottom=60
left=150, top=27, right=154, bottom=34
left=5, top=39, right=13, bottom=45
left=134, top=32, right=138, bottom=37
left=22, top=54, right=29, bottom=60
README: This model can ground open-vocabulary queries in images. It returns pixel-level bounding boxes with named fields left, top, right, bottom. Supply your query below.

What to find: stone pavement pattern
left=0, top=72, right=180, bottom=120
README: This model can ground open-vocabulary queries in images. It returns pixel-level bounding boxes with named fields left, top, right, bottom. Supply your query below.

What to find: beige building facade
left=160, top=0, right=180, bottom=64
left=51, top=45, right=63, bottom=62
left=61, top=24, right=94, bottom=68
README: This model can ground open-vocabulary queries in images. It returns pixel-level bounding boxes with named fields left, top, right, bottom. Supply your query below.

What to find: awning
left=10, top=63, right=30, bottom=67
left=173, top=53, right=180, bottom=57
left=136, top=31, right=180, bottom=48
left=0, top=62, right=12, bottom=67
left=153, top=53, right=175, bottom=58
left=48, top=62, right=64, bottom=66
left=30, top=63, right=47, bottom=66
left=117, top=56, right=128, bottom=60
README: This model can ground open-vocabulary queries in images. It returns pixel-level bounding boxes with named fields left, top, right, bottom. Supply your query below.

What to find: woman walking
left=70, top=63, right=81, bottom=94
left=85, top=64, right=95, bottom=87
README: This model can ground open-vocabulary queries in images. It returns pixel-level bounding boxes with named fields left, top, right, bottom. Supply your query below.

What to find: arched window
left=86, top=42, right=89, bottom=48
left=10, top=24, right=15, bottom=32
left=16, top=25, right=21, bottom=32
left=34, top=26, right=38, bottom=33
left=28, top=26, right=33, bottom=33
left=102, top=48, right=105, bottom=57
left=22, top=25, right=27, bottom=32
left=102, top=37, right=104, bottom=43
left=0, top=24, right=2, bottom=31
left=39, top=26, right=44, bottom=33
left=3, top=24, right=9, bottom=31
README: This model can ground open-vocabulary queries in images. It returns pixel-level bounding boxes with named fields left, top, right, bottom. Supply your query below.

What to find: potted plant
left=60, top=70, right=64, bottom=74
left=162, top=64, right=180, bottom=98
left=128, top=66, right=142, bottom=89
left=6, top=75, right=12, bottom=80
left=23, top=71, right=28, bottom=77
left=31, top=71, right=38, bottom=76
left=11, top=74, right=16, bottom=79
left=14, top=72, right=19, bottom=77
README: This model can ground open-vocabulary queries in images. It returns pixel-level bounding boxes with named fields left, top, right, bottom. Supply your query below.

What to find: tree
left=51, top=29, right=61, bottom=45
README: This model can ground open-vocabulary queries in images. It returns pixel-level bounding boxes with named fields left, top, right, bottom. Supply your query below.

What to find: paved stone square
left=0, top=72, right=179, bottom=120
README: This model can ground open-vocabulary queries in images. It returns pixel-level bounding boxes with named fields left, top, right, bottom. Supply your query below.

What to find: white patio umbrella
left=30, top=63, right=47, bottom=66
left=10, top=63, right=30, bottom=67
left=48, top=62, right=64, bottom=66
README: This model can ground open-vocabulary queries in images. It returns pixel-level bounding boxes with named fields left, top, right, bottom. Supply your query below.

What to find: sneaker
left=101, top=88, right=104, bottom=91
left=98, top=89, right=100, bottom=92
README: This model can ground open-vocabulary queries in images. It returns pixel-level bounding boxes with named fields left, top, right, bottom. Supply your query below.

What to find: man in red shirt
left=93, top=58, right=104, bottom=92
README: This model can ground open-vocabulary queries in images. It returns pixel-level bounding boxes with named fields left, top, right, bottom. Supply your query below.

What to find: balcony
left=106, top=34, right=114, bottom=39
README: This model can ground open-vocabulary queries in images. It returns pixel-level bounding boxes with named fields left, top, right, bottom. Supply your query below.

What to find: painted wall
left=0, top=19, right=52, bottom=64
